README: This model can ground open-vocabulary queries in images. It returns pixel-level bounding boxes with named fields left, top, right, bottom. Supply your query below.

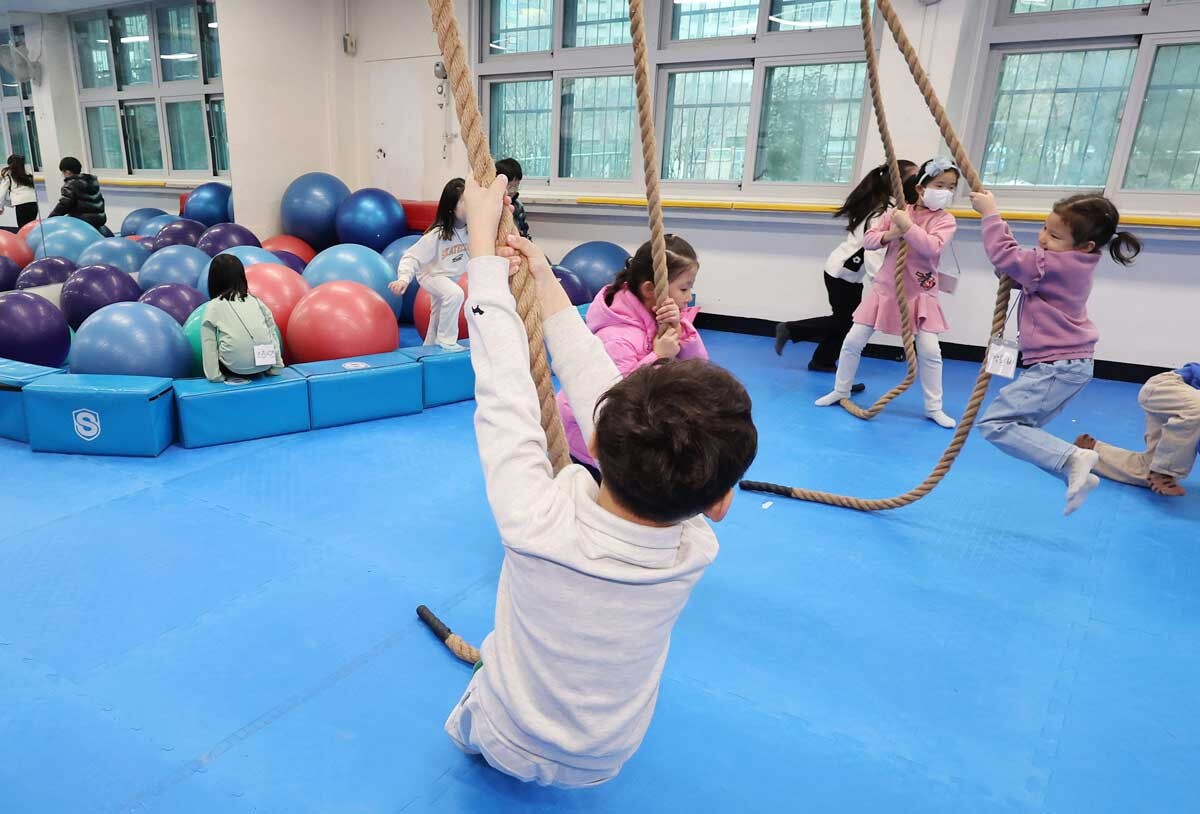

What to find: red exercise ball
left=262, top=234, right=316, bottom=264
left=413, top=275, right=469, bottom=342
left=246, top=262, right=311, bottom=341
left=17, top=218, right=41, bottom=242
left=0, top=229, right=34, bottom=269
left=286, top=280, right=399, bottom=363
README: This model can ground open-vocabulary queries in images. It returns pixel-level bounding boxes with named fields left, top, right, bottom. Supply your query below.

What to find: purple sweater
left=980, top=213, right=1100, bottom=365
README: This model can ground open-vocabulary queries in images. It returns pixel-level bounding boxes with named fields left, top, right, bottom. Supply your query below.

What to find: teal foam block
left=292, top=351, right=423, bottom=429
left=23, top=373, right=175, bottom=456
left=173, top=369, right=309, bottom=448
left=0, top=358, right=63, bottom=442
left=399, top=343, right=475, bottom=407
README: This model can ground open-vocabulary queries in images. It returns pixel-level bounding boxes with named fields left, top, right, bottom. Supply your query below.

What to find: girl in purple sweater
left=971, top=191, right=1141, bottom=515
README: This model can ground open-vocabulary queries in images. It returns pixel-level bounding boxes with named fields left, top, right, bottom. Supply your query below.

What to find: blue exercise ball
left=70, top=301, right=192, bottom=378
left=137, top=244, right=210, bottom=291
left=552, top=265, right=590, bottom=306
left=137, top=213, right=181, bottom=238
left=120, top=207, right=168, bottom=237
left=77, top=237, right=152, bottom=274
left=335, top=188, right=408, bottom=253
left=183, top=182, right=233, bottom=227
left=280, top=172, right=351, bottom=251
left=302, top=243, right=402, bottom=316
left=32, top=222, right=103, bottom=263
left=25, top=217, right=92, bottom=249
left=559, top=241, right=631, bottom=300
left=196, top=246, right=279, bottom=295
left=382, top=235, right=421, bottom=321
left=0, top=256, right=23, bottom=291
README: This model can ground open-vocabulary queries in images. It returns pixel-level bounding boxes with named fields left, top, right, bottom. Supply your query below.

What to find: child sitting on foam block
left=201, top=255, right=284, bottom=383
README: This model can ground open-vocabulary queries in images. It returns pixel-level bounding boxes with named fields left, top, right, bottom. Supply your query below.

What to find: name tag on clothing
left=253, top=344, right=277, bottom=366
left=986, top=337, right=1019, bottom=379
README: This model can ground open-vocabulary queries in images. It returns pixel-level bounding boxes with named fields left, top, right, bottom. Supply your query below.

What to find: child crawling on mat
left=444, top=175, right=758, bottom=788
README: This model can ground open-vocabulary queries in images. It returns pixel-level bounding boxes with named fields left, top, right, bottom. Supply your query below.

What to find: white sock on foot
left=1064, top=449, right=1101, bottom=515
left=814, top=391, right=848, bottom=407
left=926, top=410, right=957, bottom=429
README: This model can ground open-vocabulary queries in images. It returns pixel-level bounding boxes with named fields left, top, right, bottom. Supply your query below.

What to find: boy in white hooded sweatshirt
left=442, top=175, right=758, bottom=787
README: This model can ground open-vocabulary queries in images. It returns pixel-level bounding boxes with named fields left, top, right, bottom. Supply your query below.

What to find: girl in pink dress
left=815, top=158, right=960, bottom=428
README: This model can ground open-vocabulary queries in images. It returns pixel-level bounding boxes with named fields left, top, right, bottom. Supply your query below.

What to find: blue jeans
left=978, top=359, right=1094, bottom=479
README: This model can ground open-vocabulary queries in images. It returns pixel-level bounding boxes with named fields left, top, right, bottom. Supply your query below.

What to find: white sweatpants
left=834, top=323, right=945, bottom=413
left=420, top=273, right=465, bottom=348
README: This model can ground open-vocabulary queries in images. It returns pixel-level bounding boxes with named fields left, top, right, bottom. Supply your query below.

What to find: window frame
left=483, top=73, right=555, bottom=180
left=970, top=0, right=1200, bottom=213
left=554, top=66, right=638, bottom=185
left=68, top=1, right=226, bottom=180
left=82, top=102, right=129, bottom=172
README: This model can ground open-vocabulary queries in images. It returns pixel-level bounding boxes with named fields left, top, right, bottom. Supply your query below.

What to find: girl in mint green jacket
left=201, top=255, right=283, bottom=383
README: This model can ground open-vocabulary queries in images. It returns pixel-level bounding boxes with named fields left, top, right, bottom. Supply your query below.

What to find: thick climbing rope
left=739, top=0, right=1015, bottom=510
left=427, top=0, right=571, bottom=475
left=417, top=0, right=672, bottom=665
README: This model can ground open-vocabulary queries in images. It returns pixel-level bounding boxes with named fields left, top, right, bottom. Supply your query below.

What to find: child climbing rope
left=389, top=177, right=470, bottom=350
left=971, top=190, right=1141, bottom=515
left=1075, top=363, right=1199, bottom=497
left=443, top=175, right=757, bottom=787
left=775, top=160, right=918, bottom=383
left=558, top=234, right=707, bottom=480
left=815, top=158, right=961, bottom=429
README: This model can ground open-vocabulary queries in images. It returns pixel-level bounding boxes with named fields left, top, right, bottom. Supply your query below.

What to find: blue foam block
left=291, top=351, right=423, bottom=429
left=173, top=369, right=310, bottom=448
left=398, top=344, right=475, bottom=407
left=0, top=359, right=63, bottom=443
left=577, top=303, right=589, bottom=319
left=23, top=374, right=175, bottom=457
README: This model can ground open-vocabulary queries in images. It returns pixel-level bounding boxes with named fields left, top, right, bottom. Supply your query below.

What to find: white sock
left=814, top=390, right=848, bottom=407
left=1064, top=449, right=1100, bottom=515
left=926, top=410, right=957, bottom=429
left=438, top=341, right=465, bottom=351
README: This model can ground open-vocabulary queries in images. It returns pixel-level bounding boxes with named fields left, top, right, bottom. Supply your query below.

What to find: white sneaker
left=1064, top=449, right=1100, bottom=515
left=814, top=390, right=848, bottom=407
left=926, top=410, right=957, bottom=429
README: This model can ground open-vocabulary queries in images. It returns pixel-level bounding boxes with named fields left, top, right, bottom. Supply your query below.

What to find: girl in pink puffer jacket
left=558, top=234, right=708, bottom=477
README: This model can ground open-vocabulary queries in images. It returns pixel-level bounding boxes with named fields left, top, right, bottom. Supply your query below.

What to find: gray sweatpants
left=1094, top=371, right=1200, bottom=484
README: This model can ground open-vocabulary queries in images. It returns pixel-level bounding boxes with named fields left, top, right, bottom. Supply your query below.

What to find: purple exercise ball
left=138, top=283, right=207, bottom=326
left=0, top=256, right=20, bottom=291
left=272, top=250, right=307, bottom=274
left=152, top=218, right=207, bottom=251
left=0, top=290, right=71, bottom=367
left=196, top=222, right=261, bottom=257
left=16, top=256, right=77, bottom=289
left=60, top=263, right=144, bottom=330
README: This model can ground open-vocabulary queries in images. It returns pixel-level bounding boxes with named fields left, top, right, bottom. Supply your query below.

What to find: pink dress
left=558, top=286, right=707, bottom=466
left=855, top=206, right=955, bottom=335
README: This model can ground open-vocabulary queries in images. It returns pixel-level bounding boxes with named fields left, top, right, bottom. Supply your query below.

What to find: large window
left=72, top=2, right=226, bottom=177
left=0, top=27, right=39, bottom=169
left=978, top=0, right=1200, bottom=211
left=479, top=0, right=869, bottom=194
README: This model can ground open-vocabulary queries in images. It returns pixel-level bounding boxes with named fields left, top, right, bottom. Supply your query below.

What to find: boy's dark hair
left=1052, top=193, right=1142, bottom=266
left=604, top=234, right=698, bottom=307
left=593, top=359, right=757, bottom=524
left=836, top=160, right=917, bottom=232
left=430, top=177, right=466, bottom=240
left=495, top=157, right=523, bottom=183
left=208, top=254, right=249, bottom=301
left=59, top=156, right=83, bottom=175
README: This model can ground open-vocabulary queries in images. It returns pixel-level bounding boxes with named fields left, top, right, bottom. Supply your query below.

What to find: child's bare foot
left=1074, top=434, right=1097, bottom=450
left=1149, top=472, right=1186, bottom=497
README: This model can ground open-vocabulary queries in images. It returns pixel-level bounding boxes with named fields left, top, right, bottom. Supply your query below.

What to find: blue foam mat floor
left=2, top=329, right=1196, bottom=813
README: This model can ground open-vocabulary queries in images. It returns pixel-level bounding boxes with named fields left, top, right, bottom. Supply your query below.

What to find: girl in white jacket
left=774, top=161, right=917, bottom=374
left=389, top=178, right=470, bottom=350
left=0, top=154, right=38, bottom=227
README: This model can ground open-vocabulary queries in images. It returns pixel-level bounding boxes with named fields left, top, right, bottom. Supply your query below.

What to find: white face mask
left=922, top=188, right=954, bottom=211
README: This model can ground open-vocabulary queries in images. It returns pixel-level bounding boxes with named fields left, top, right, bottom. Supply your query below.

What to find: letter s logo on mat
left=72, top=409, right=101, bottom=442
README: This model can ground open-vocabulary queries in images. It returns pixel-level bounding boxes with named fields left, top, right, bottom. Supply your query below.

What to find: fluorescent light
left=120, top=35, right=150, bottom=44
left=489, top=41, right=509, bottom=51
left=768, top=15, right=830, bottom=27
left=159, top=53, right=197, bottom=60
left=97, top=38, right=109, bottom=44
left=207, top=22, right=218, bottom=29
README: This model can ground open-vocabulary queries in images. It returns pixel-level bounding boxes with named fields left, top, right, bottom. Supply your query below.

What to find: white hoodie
left=394, top=225, right=469, bottom=286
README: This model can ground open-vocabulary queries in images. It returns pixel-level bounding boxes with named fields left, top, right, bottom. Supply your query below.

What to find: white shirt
left=395, top=225, right=469, bottom=285
left=457, top=256, right=719, bottom=783
left=823, top=216, right=885, bottom=284
left=0, top=173, right=37, bottom=206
